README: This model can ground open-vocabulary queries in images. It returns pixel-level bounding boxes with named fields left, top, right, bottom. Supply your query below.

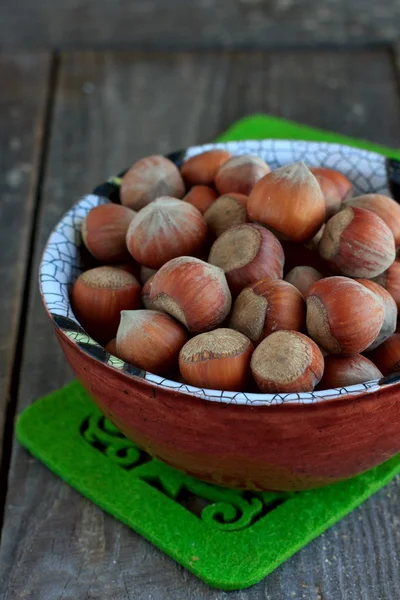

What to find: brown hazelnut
left=149, top=256, right=232, bottom=333
left=204, top=193, right=248, bottom=238
left=214, top=155, right=270, bottom=196
left=179, top=328, right=253, bottom=391
left=181, top=149, right=231, bottom=186
left=372, top=261, right=400, bottom=310
left=183, top=185, right=218, bottom=213
left=126, top=197, right=207, bottom=269
left=230, top=279, right=305, bottom=344
left=309, top=172, right=343, bottom=218
left=310, top=167, right=352, bottom=201
left=306, top=276, right=384, bottom=355
left=285, top=266, right=323, bottom=297
left=369, top=333, right=400, bottom=375
left=344, top=193, right=400, bottom=248
left=355, top=279, right=397, bottom=350
left=317, top=354, right=382, bottom=390
left=120, top=155, right=185, bottom=210
left=247, top=162, right=326, bottom=242
left=117, top=310, right=188, bottom=375
left=251, top=330, right=324, bottom=393
left=208, top=223, right=284, bottom=296
left=105, top=338, right=119, bottom=357
left=81, top=203, right=136, bottom=263
left=310, top=167, right=352, bottom=217
left=71, top=266, right=142, bottom=345
left=319, top=206, right=395, bottom=278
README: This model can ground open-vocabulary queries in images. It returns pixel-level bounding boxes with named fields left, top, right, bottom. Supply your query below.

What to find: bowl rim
left=39, top=137, right=400, bottom=407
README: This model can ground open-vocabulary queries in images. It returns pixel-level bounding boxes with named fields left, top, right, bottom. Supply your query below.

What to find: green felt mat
left=17, top=115, right=400, bottom=591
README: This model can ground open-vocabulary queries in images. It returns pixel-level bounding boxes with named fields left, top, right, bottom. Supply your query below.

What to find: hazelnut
left=355, top=279, right=397, bottom=350
left=105, top=338, right=121, bottom=358
left=120, top=155, right=185, bottom=210
left=344, top=193, right=400, bottom=247
left=183, top=185, right=218, bottom=213
left=181, top=149, right=231, bottom=186
left=306, top=276, right=384, bottom=355
left=208, top=223, right=284, bottom=296
left=214, top=155, right=270, bottom=196
left=309, top=169, right=344, bottom=218
left=204, top=193, right=248, bottom=238
left=251, top=330, right=324, bottom=393
left=372, top=261, right=400, bottom=310
left=317, top=354, right=382, bottom=390
left=310, top=167, right=352, bottom=217
left=230, top=279, right=305, bottom=344
left=310, top=167, right=352, bottom=201
left=370, top=333, right=400, bottom=375
left=149, top=256, right=232, bottom=333
left=117, top=310, right=188, bottom=375
left=285, top=266, right=323, bottom=298
left=71, top=266, right=142, bottom=344
left=179, top=328, right=253, bottom=391
left=319, top=206, right=395, bottom=278
left=126, top=197, right=207, bottom=269
left=248, top=162, right=326, bottom=242
left=81, top=203, right=136, bottom=263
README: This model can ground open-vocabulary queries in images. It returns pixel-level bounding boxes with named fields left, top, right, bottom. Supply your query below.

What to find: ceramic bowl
left=39, top=139, right=400, bottom=491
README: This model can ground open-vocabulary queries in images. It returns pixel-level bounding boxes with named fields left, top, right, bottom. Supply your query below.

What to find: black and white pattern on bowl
left=40, top=139, right=395, bottom=406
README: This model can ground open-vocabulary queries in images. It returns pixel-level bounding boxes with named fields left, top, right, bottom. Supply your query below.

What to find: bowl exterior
left=57, top=327, right=400, bottom=491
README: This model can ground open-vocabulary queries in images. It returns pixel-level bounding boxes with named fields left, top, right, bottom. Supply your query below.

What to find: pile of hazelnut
left=71, top=149, right=400, bottom=394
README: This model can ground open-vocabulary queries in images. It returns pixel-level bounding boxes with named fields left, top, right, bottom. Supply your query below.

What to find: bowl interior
left=40, top=139, right=391, bottom=406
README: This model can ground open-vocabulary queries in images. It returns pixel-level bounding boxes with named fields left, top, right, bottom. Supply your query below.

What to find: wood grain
left=0, top=53, right=50, bottom=466
left=2, top=0, right=400, bottom=49
left=0, top=49, right=399, bottom=599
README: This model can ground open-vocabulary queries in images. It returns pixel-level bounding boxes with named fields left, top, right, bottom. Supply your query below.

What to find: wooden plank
left=1, top=49, right=400, bottom=599
left=2, top=1, right=400, bottom=49
left=0, top=53, right=50, bottom=468
left=218, top=49, right=400, bottom=147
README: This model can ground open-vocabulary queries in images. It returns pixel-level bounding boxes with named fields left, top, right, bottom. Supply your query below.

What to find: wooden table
left=0, top=4, right=400, bottom=596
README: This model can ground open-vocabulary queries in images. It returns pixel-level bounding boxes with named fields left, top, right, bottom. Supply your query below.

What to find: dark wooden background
left=0, top=3, right=400, bottom=599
